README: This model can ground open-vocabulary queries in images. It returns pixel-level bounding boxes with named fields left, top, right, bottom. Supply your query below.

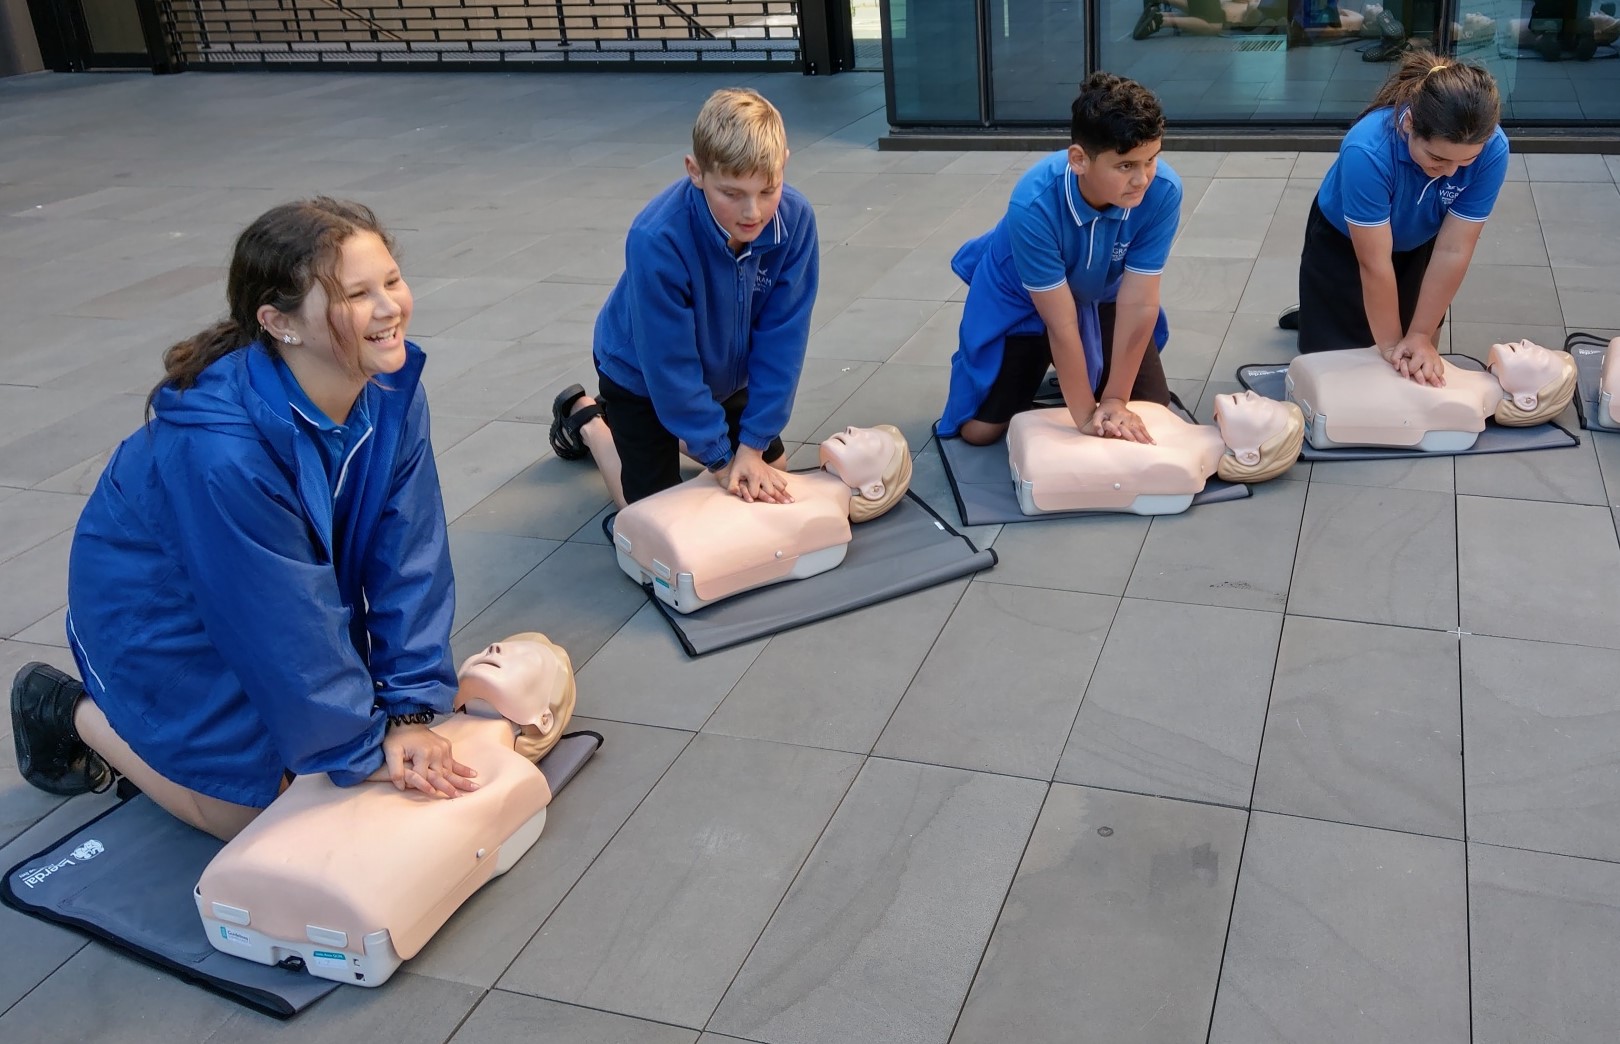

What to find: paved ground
left=3, top=67, right=1620, bottom=1044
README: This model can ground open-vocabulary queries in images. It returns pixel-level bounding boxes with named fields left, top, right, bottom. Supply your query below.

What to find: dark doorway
left=26, top=0, right=167, bottom=71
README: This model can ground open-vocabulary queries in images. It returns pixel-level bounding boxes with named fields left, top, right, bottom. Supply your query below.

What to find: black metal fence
left=154, top=0, right=803, bottom=68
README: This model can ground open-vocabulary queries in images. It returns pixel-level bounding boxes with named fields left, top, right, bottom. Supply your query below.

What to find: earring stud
left=283, top=334, right=297, bottom=345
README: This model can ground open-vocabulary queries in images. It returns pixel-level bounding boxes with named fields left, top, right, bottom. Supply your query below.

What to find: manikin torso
left=1007, top=402, right=1227, bottom=515
left=611, top=426, right=906, bottom=614
left=1599, top=336, right=1620, bottom=426
left=1286, top=346, right=1557, bottom=450
left=195, top=636, right=574, bottom=987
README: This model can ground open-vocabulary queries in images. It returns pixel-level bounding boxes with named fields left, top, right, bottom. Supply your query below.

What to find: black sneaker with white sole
left=1277, top=304, right=1300, bottom=331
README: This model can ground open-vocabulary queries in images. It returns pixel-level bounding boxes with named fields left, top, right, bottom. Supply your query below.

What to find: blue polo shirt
left=274, top=357, right=375, bottom=503
left=1317, top=107, right=1509, bottom=253
left=936, top=148, right=1181, bottom=438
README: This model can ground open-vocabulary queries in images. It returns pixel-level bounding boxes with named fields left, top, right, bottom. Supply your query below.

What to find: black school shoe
left=1277, top=304, right=1301, bottom=331
left=10, top=662, right=114, bottom=796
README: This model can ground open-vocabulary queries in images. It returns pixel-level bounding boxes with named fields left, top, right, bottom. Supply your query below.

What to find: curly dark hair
left=1070, top=72, right=1166, bottom=157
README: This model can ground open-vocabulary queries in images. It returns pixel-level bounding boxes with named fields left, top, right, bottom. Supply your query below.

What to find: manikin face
left=457, top=639, right=569, bottom=736
left=287, top=231, right=412, bottom=382
left=1213, top=389, right=1290, bottom=465
left=819, top=426, right=894, bottom=500
left=1401, top=114, right=1486, bottom=179
left=1069, top=138, right=1162, bottom=210
left=685, top=158, right=785, bottom=249
left=1488, top=340, right=1565, bottom=410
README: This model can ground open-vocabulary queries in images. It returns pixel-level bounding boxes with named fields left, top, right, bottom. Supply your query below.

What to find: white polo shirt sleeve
left=1123, top=179, right=1182, bottom=277
left=1448, top=133, right=1509, bottom=223
left=1008, top=200, right=1069, bottom=294
left=1339, top=143, right=1396, bottom=230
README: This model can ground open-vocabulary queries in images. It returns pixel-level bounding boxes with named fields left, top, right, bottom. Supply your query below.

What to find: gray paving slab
left=807, top=360, right=952, bottom=451
left=1056, top=599, right=1281, bottom=807
left=433, top=419, right=553, bottom=524
left=708, top=757, right=1044, bottom=1044
left=1457, top=495, right=1620, bottom=649
left=445, top=529, right=561, bottom=634
left=451, top=454, right=613, bottom=542
left=1468, top=843, right=1620, bottom=1044
left=1160, top=308, right=1231, bottom=383
left=1455, top=439, right=1607, bottom=506
left=0, top=531, right=70, bottom=641
left=411, top=718, right=692, bottom=987
left=875, top=582, right=1115, bottom=779
left=576, top=602, right=766, bottom=731
left=203, top=971, right=482, bottom=1044
left=1208, top=812, right=1470, bottom=1044
left=1289, top=482, right=1459, bottom=631
left=704, top=578, right=965, bottom=753
left=1463, top=635, right=1620, bottom=863
left=0, top=490, right=84, bottom=565
left=983, top=512, right=1150, bottom=597
left=450, top=992, right=700, bottom=1044
left=0, top=945, right=237, bottom=1044
left=498, top=734, right=861, bottom=1028
left=1126, top=478, right=1307, bottom=613
left=951, top=785, right=1245, bottom=1044
left=1254, top=616, right=1464, bottom=838
left=1453, top=263, right=1566, bottom=327
left=454, top=540, right=646, bottom=666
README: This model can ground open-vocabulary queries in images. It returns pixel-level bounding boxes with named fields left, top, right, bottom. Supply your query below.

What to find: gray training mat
left=1566, top=331, right=1620, bottom=433
left=1, top=730, right=604, bottom=1018
left=936, top=432, right=1250, bottom=527
left=637, top=491, right=997, bottom=657
left=1237, top=355, right=1580, bottom=460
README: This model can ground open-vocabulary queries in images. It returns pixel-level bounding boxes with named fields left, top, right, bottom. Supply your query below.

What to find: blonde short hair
left=1494, top=351, right=1576, bottom=427
left=692, top=88, right=787, bottom=178
left=1216, top=402, right=1304, bottom=484
left=849, top=424, right=913, bottom=524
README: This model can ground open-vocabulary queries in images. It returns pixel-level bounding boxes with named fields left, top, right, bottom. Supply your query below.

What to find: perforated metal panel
left=156, top=0, right=802, bottom=68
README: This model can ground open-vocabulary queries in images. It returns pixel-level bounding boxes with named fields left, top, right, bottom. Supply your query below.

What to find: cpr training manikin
left=611, top=424, right=912, bottom=613
left=194, top=634, right=577, bottom=987
left=1287, top=340, right=1576, bottom=451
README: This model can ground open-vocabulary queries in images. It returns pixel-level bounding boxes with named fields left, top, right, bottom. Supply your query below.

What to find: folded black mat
left=935, top=433, right=1251, bottom=527
left=1237, top=356, right=1580, bottom=460
left=632, top=491, right=997, bottom=657
left=1, top=731, right=603, bottom=1018
left=1567, top=331, right=1620, bottom=433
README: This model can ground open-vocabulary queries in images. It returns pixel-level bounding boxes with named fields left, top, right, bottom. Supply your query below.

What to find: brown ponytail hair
left=1360, top=48, right=1500, bottom=145
left=147, top=198, right=394, bottom=411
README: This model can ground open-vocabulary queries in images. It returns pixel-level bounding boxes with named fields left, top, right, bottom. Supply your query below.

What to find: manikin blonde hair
left=692, top=88, right=787, bottom=178
left=501, top=632, right=577, bottom=765
left=1493, top=351, right=1576, bottom=427
left=848, top=424, right=913, bottom=524
left=1216, top=402, right=1305, bottom=484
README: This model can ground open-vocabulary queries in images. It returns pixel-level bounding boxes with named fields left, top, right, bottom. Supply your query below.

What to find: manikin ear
left=1234, top=448, right=1261, bottom=466
left=859, top=479, right=886, bottom=501
left=1513, top=392, right=1538, bottom=411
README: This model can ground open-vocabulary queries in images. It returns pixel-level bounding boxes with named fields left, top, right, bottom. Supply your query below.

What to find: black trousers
left=1296, top=199, right=1438, bottom=354
left=596, top=370, right=786, bottom=504
left=971, top=302, right=1172, bottom=425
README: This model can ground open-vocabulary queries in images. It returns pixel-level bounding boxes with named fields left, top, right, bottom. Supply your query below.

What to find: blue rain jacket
left=593, top=178, right=819, bottom=469
left=65, top=341, right=457, bottom=808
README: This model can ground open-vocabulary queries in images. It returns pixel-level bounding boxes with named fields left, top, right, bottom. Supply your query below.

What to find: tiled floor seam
left=1452, top=463, right=1477, bottom=1044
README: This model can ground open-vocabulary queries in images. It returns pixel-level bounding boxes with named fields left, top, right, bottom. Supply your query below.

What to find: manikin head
left=818, top=424, right=913, bottom=523
left=1487, top=340, right=1576, bottom=426
left=1212, top=391, right=1305, bottom=483
left=455, top=633, right=577, bottom=764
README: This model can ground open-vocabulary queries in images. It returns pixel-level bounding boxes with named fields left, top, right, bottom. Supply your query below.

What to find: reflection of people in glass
left=1132, top=0, right=1365, bottom=43
left=1279, top=51, right=1508, bottom=386
left=1520, top=0, right=1604, bottom=60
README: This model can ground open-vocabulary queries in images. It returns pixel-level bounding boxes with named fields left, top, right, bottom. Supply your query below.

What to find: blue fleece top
left=937, top=150, right=1181, bottom=438
left=593, top=178, right=820, bottom=469
left=1317, top=107, right=1509, bottom=253
left=65, top=341, right=457, bottom=808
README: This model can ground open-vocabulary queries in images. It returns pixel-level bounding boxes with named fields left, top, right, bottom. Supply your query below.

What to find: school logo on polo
left=1112, top=240, right=1131, bottom=261
left=1439, top=183, right=1463, bottom=206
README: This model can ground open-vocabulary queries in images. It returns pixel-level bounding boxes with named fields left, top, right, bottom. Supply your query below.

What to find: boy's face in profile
left=1068, top=138, right=1162, bottom=210
left=685, top=156, right=785, bottom=248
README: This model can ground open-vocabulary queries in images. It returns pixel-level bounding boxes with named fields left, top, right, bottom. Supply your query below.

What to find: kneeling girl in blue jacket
left=10, top=198, right=473, bottom=840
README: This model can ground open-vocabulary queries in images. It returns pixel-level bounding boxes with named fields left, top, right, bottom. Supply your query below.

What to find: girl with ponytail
left=12, top=199, right=473, bottom=840
left=1278, top=49, right=1508, bottom=388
